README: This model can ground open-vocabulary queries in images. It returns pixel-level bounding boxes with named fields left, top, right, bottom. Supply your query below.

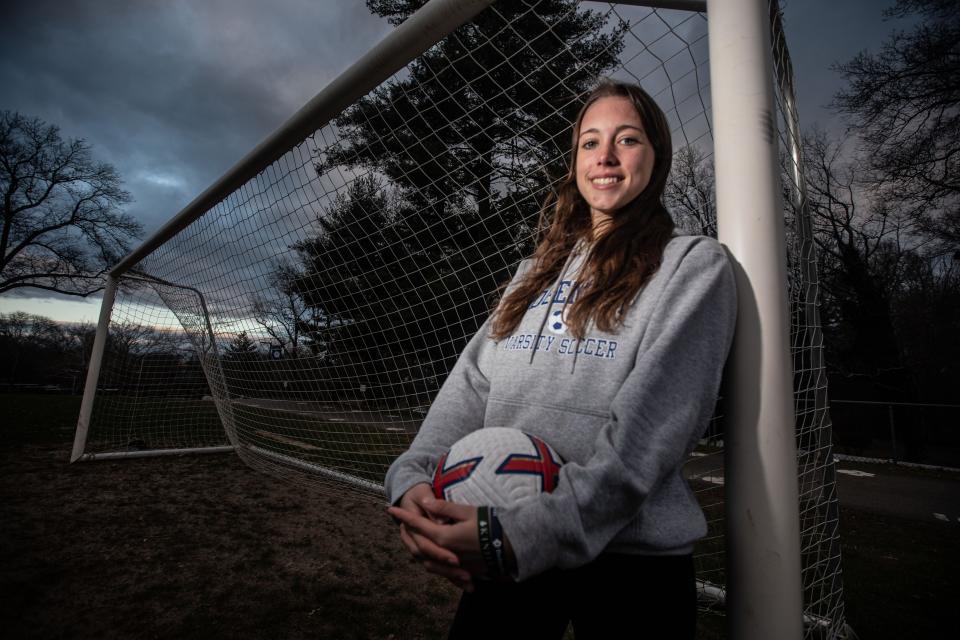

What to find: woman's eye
left=582, top=140, right=597, bottom=150
left=619, top=137, right=639, bottom=146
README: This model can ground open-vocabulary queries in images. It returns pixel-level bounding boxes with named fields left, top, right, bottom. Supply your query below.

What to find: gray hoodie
left=385, top=234, right=737, bottom=581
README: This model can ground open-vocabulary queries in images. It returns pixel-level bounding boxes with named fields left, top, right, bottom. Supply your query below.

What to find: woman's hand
left=389, top=496, right=516, bottom=591
left=392, top=484, right=474, bottom=591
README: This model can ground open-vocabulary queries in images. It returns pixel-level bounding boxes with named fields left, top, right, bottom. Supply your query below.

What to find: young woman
left=386, top=80, right=737, bottom=638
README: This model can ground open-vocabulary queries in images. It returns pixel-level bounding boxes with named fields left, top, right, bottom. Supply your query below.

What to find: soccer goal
left=72, top=0, right=847, bottom=636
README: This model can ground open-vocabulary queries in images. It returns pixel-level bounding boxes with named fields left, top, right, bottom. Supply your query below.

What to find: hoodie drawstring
left=570, top=336, right=581, bottom=374
left=529, top=247, right=580, bottom=370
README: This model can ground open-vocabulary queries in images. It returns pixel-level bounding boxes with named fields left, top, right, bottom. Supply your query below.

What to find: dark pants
left=448, top=553, right=696, bottom=640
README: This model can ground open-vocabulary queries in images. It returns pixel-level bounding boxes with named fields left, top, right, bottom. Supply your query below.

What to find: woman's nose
left=596, top=143, right=617, bottom=165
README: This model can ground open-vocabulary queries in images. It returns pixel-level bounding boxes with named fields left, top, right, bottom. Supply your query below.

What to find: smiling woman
left=385, top=79, right=737, bottom=639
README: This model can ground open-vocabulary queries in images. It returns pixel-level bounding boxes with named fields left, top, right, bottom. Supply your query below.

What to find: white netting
left=77, top=1, right=845, bottom=635
left=82, top=280, right=227, bottom=454
left=772, top=6, right=847, bottom=633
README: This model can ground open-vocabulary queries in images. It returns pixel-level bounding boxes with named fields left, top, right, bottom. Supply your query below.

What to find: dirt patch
left=0, top=442, right=460, bottom=639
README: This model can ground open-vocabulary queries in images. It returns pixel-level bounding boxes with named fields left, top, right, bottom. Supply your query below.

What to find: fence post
left=888, top=404, right=899, bottom=463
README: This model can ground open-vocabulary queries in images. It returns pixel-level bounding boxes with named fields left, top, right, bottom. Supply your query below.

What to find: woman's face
left=574, top=96, right=655, bottom=233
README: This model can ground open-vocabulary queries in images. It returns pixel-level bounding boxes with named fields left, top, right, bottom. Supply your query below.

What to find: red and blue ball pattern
left=432, top=427, right=563, bottom=508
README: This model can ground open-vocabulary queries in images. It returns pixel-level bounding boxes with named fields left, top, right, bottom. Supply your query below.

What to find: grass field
left=1, top=394, right=956, bottom=638
left=82, top=394, right=417, bottom=485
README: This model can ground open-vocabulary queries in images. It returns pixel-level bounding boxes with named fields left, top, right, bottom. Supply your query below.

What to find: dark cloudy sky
left=0, top=0, right=911, bottom=322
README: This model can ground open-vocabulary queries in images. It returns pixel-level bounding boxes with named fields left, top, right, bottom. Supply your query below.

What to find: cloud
left=1, top=0, right=391, bottom=247
left=1, top=0, right=903, bottom=313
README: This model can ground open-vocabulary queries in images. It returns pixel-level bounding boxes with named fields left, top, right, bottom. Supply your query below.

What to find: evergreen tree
left=225, top=331, right=258, bottom=359
left=292, top=176, right=445, bottom=401
left=320, top=1, right=623, bottom=224
left=292, top=1, right=624, bottom=402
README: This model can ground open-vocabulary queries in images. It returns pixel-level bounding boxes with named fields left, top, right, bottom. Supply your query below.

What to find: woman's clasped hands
left=388, top=482, right=515, bottom=592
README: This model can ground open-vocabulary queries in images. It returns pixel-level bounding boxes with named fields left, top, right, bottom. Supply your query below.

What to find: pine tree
left=225, top=331, right=258, bottom=359
left=291, top=1, right=624, bottom=403
left=320, top=0, right=623, bottom=224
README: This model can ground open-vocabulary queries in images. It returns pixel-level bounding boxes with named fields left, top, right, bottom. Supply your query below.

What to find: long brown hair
left=490, top=80, right=675, bottom=340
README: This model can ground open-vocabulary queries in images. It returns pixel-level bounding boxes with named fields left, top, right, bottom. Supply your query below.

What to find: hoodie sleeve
left=383, top=259, right=534, bottom=505
left=383, top=315, right=495, bottom=505
left=496, top=238, right=737, bottom=580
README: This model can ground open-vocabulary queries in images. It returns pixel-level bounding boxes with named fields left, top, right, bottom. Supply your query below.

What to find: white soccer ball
left=432, top=427, right=563, bottom=508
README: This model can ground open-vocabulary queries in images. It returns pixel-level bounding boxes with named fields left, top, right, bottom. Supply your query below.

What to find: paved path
left=684, top=454, right=960, bottom=525
left=834, top=461, right=960, bottom=524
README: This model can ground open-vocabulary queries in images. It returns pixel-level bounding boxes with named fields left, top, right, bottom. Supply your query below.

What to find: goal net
left=73, top=0, right=846, bottom=635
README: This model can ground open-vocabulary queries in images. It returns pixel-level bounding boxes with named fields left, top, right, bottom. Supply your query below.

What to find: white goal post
left=72, top=1, right=848, bottom=637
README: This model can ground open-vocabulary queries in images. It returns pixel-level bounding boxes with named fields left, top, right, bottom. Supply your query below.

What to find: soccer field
left=3, top=394, right=957, bottom=638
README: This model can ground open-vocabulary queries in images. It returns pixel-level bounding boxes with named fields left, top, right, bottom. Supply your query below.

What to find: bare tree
left=802, top=129, right=919, bottom=297
left=108, top=321, right=180, bottom=358
left=665, top=144, right=716, bottom=237
left=1, top=111, right=142, bottom=296
left=800, top=128, right=927, bottom=457
left=63, top=321, right=96, bottom=391
left=251, top=262, right=318, bottom=357
left=0, top=312, right=92, bottom=389
left=831, top=0, right=959, bottom=253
